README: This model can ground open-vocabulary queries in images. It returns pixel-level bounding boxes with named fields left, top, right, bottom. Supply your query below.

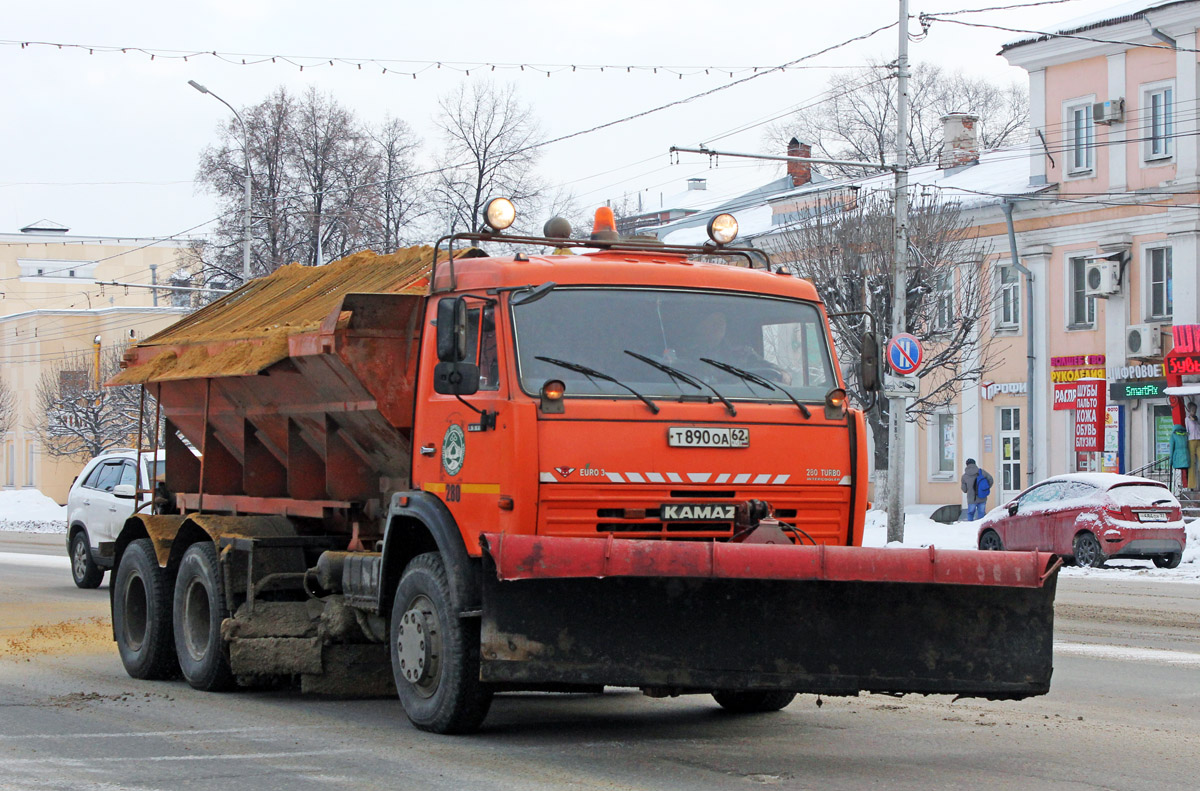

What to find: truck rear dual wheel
left=390, top=552, right=493, bottom=734
left=113, top=538, right=178, bottom=679
left=173, top=542, right=235, bottom=691
left=712, top=690, right=797, bottom=713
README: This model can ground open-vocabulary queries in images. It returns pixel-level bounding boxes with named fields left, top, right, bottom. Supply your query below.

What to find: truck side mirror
left=436, top=297, right=470, bottom=362
left=433, top=362, right=480, bottom=396
left=860, top=332, right=881, bottom=391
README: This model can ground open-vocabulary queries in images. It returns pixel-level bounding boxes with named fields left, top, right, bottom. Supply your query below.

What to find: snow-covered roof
left=1001, top=1, right=1195, bottom=51
left=659, top=146, right=1046, bottom=247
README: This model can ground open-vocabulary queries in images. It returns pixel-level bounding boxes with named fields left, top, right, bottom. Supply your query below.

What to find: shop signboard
left=1073, top=379, right=1105, bottom=453
left=1102, top=406, right=1121, bottom=473
left=1053, top=382, right=1078, bottom=410
left=1109, top=380, right=1168, bottom=400
left=1155, top=413, right=1175, bottom=458
left=1051, top=354, right=1105, bottom=384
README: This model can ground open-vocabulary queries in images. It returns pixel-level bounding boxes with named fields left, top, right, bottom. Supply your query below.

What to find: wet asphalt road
left=1, top=532, right=1197, bottom=791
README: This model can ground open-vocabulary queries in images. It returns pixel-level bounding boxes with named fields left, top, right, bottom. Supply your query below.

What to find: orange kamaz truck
left=106, top=201, right=1060, bottom=733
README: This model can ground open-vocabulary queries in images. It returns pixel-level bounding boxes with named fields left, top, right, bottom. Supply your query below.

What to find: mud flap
left=478, top=534, right=1059, bottom=700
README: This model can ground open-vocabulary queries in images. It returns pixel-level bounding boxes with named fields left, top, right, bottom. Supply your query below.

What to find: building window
left=934, top=413, right=956, bottom=475
left=1068, top=104, right=1094, bottom=173
left=999, top=407, right=1022, bottom=495
left=997, top=265, right=1020, bottom=329
left=1068, top=255, right=1096, bottom=327
left=25, top=442, right=35, bottom=487
left=1148, top=246, right=1173, bottom=319
left=932, top=270, right=954, bottom=332
left=1145, top=84, right=1174, bottom=160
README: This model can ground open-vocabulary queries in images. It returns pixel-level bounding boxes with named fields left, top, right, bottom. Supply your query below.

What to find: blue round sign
left=887, top=333, right=923, bottom=375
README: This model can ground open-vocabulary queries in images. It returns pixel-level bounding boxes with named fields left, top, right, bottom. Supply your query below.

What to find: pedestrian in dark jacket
left=961, top=459, right=994, bottom=521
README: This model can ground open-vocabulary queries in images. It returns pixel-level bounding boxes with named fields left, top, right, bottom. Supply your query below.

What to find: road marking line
left=0, top=727, right=279, bottom=741
left=0, top=552, right=70, bottom=569
left=1, top=748, right=357, bottom=765
left=1054, top=641, right=1200, bottom=666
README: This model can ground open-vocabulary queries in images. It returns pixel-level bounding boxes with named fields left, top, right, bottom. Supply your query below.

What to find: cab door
left=411, top=297, right=514, bottom=554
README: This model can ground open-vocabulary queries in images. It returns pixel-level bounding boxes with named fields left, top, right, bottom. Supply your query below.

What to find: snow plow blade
left=478, top=534, right=1061, bottom=700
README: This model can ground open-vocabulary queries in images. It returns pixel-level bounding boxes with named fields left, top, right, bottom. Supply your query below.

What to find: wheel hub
left=396, top=600, right=440, bottom=693
left=72, top=540, right=88, bottom=578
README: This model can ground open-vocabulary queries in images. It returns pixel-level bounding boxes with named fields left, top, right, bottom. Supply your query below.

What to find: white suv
left=66, top=449, right=163, bottom=588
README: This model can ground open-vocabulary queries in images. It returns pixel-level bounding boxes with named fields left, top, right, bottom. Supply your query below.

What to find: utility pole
left=886, top=0, right=912, bottom=544
left=188, top=80, right=252, bottom=283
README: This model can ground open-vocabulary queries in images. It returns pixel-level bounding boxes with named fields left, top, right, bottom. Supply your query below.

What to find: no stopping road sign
left=886, top=333, right=923, bottom=376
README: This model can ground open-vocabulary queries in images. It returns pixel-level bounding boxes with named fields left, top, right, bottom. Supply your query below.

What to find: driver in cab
left=665, top=312, right=790, bottom=385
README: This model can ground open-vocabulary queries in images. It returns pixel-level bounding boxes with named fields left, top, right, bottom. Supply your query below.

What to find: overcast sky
left=2, top=0, right=1122, bottom=245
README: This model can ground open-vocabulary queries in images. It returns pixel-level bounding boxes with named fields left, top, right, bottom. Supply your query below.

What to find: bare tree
left=0, top=375, right=15, bottom=438
left=433, top=81, right=544, bottom=235
left=765, top=61, right=1028, bottom=174
left=196, top=86, right=428, bottom=286
left=764, top=191, right=994, bottom=470
left=366, top=116, right=427, bottom=252
left=31, top=348, right=157, bottom=460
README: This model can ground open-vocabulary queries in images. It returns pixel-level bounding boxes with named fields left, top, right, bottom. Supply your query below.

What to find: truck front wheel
left=173, top=542, right=235, bottom=691
left=113, top=538, right=178, bottom=680
left=390, top=552, right=493, bottom=734
left=712, top=690, right=797, bottom=713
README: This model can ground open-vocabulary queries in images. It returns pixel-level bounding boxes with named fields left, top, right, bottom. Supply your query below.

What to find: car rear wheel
left=1072, top=532, right=1104, bottom=568
left=978, top=529, right=1004, bottom=551
left=1153, top=553, right=1182, bottom=569
left=70, top=531, right=103, bottom=589
left=712, top=690, right=796, bottom=713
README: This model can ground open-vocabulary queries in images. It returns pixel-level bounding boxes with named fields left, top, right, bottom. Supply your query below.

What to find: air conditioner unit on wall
left=1093, top=98, right=1125, bottom=125
left=1126, top=324, right=1163, bottom=357
left=1084, top=260, right=1120, bottom=297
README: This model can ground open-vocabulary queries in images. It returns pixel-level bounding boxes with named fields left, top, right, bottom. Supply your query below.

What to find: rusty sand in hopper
left=111, top=245, right=472, bottom=384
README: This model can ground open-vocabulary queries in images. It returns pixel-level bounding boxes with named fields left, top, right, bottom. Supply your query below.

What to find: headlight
left=706, top=213, right=738, bottom=245
left=484, top=197, right=516, bottom=231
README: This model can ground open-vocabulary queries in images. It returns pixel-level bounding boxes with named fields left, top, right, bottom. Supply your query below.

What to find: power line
left=925, top=0, right=1089, bottom=16
left=920, top=14, right=1200, bottom=53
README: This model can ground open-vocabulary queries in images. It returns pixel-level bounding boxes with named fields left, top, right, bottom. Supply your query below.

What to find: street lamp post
left=188, top=80, right=252, bottom=283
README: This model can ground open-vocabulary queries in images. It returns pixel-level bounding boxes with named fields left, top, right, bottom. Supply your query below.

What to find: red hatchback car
left=977, top=473, right=1187, bottom=569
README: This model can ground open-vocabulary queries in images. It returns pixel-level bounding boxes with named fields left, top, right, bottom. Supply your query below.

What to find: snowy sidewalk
left=0, top=489, right=67, bottom=534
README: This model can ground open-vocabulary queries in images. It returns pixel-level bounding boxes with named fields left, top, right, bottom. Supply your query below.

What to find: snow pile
left=863, top=509, right=977, bottom=550
left=0, top=489, right=67, bottom=534
left=863, top=509, right=1200, bottom=583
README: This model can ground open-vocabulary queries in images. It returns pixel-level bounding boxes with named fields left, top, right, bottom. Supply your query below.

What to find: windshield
left=511, top=288, right=836, bottom=402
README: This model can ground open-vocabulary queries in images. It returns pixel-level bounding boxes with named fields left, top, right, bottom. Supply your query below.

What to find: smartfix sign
left=1073, top=379, right=1106, bottom=453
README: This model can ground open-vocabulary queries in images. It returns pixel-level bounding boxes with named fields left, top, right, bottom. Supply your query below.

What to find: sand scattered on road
left=1, top=616, right=110, bottom=661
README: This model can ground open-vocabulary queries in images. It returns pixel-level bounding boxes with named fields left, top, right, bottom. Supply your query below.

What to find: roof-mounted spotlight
left=707, top=213, right=738, bottom=246
left=484, top=197, right=516, bottom=232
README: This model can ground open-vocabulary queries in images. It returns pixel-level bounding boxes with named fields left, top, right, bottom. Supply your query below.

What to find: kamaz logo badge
left=554, top=466, right=577, bottom=478
left=661, top=503, right=735, bottom=521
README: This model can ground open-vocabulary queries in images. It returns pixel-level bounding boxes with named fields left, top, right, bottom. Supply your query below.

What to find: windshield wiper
left=535, top=356, right=659, bottom=414
left=700, top=358, right=811, bottom=419
left=624, top=350, right=736, bottom=416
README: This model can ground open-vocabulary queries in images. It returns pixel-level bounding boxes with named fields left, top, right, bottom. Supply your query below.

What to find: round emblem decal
left=442, top=424, right=465, bottom=476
